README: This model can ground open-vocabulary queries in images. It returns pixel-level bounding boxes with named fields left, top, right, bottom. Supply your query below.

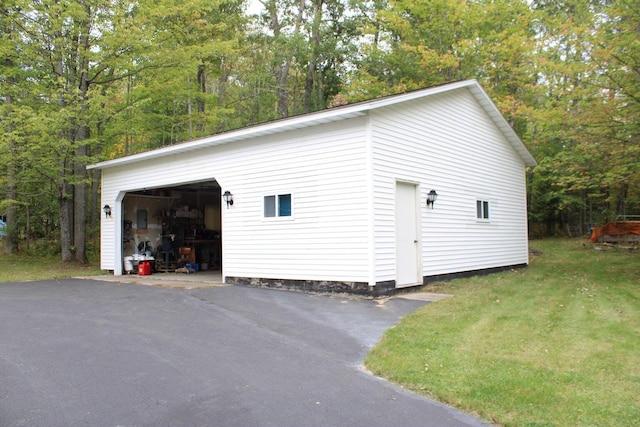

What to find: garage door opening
left=121, top=180, right=222, bottom=275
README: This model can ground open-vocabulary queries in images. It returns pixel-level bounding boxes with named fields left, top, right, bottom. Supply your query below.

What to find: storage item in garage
left=177, top=246, right=195, bottom=267
left=138, top=261, right=152, bottom=276
left=124, top=256, right=134, bottom=273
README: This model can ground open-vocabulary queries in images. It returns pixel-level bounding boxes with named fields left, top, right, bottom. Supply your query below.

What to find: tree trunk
left=197, top=62, right=206, bottom=132
left=267, top=0, right=306, bottom=118
left=276, top=64, right=290, bottom=118
left=68, top=8, right=93, bottom=264
left=73, top=132, right=89, bottom=264
left=3, top=84, right=18, bottom=254
left=60, top=178, right=74, bottom=262
left=72, top=46, right=91, bottom=263
left=617, top=183, right=628, bottom=219
left=4, top=141, right=17, bottom=253
left=305, top=0, right=324, bottom=113
left=53, top=24, right=74, bottom=262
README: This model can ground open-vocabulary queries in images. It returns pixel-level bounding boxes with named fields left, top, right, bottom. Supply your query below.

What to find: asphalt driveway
left=0, top=279, right=490, bottom=427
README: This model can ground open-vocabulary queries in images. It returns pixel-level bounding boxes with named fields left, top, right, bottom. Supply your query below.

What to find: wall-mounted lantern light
left=103, top=204, right=112, bottom=218
left=223, top=191, right=234, bottom=209
left=426, top=189, right=438, bottom=209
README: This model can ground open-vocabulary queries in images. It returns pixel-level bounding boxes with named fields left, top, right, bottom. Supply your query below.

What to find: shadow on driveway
left=0, top=279, right=490, bottom=427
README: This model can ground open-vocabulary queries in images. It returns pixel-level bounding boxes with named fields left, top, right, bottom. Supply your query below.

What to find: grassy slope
left=366, top=239, right=640, bottom=426
left=0, top=254, right=105, bottom=282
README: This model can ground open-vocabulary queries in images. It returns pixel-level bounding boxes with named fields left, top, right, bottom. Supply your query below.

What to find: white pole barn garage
left=89, top=80, right=536, bottom=296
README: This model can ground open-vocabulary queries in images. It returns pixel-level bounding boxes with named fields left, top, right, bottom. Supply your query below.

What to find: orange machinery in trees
left=591, top=219, right=640, bottom=244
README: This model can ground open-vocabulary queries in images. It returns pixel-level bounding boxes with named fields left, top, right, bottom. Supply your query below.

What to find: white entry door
left=395, top=182, right=421, bottom=287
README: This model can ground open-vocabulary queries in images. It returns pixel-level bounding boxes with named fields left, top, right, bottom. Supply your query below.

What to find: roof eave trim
left=87, top=108, right=370, bottom=170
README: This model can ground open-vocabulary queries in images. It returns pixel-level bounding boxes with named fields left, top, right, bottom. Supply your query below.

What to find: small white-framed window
left=264, top=193, right=292, bottom=218
left=476, top=199, right=490, bottom=220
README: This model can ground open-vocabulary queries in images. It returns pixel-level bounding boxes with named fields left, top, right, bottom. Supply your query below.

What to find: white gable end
left=370, top=88, right=530, bottom=283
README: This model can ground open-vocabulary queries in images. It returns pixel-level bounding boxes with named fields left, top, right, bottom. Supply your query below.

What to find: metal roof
left=88, top=79, right=536, bottom=170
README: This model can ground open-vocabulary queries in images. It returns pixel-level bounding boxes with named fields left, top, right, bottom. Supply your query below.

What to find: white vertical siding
left=99, top=195, right=117, bottom=271
left=100, top=118, right=372, bottom=282
left=371, top=89, right=529, bottom=282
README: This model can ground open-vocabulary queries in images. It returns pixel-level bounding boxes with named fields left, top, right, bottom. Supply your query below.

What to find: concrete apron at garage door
left=81, top=271, right=225, bottom=289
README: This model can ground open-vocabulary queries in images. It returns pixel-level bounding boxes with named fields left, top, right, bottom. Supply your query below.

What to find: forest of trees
left=1, top=0, right=638, bottom=262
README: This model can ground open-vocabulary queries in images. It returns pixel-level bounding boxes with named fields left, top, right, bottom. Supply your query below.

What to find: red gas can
left=138, top=261, right=151, bottom=276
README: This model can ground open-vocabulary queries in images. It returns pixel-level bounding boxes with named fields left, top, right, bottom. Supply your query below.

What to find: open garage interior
left=121, top=180, right=222, bottom=275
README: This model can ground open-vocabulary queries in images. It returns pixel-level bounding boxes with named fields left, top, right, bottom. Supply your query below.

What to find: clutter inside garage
left=121, top=182, right=221, bottom=275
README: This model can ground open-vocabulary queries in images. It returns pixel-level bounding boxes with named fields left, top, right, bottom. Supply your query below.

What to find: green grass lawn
left=0, top=253, right=105, bottom=282
left=366, top=239, right=640, bottom=427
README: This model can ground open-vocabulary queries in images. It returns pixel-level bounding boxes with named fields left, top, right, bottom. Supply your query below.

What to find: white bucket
left=124, top=256, right=134, bottom=272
